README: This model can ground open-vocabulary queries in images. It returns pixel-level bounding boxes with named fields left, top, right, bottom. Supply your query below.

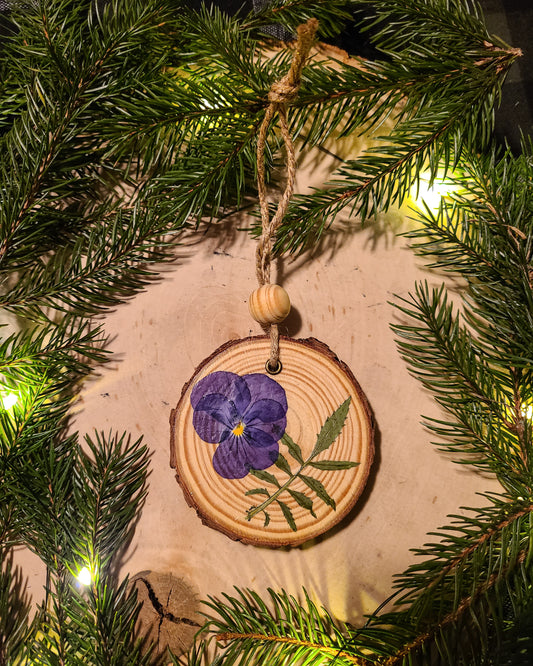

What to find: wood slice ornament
left=170, top=336, right=373, bottom=547
left=169, top=20, right=374, bottom=547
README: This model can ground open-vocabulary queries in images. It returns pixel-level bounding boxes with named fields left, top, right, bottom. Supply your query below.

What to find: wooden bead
left=249, top=284, right=291, bottom=325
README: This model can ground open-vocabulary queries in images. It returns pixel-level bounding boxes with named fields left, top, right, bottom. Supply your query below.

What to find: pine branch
left=0, top=4, right=168, bottom=660
left=0, top=319, right=107, bottom=379
left=3, top=436, right=78, bottom=571
left=268, top=0, right=521, bottom=253
left=367, top=497, right=533, bottom=665
left=6, top=431, right=151, bottom=665
left=392, top=281, right=530, bottom=487
left=0, top=0, right=179, bottom=275
left=60, top=575, right=152, bottom=666
left=0, top=548, right=31, bottom=665
left=354, top=0, right=504, bottom=54
left=170, top=638, right=214, bottom=666
left=274, top=100, right=492, bottom=254
left=72, top=431, right=149, bottom=572
left=201, top=587, right=372, bottom=665
left=197, top=498, right=533, bottom=666
left=243, top=0, right=353, bottom=38
left=406, top=140, right=533, bottom=368
left=0, top=320, right=106, bottom=486
left=81, top=0, right=520, bottom=261
left=0, top=206, right=178, bottom=319
left=394, top=140, right=533, bottom=493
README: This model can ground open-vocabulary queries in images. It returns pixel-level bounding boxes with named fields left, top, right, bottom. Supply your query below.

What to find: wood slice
left=129, top=571, right=201, bottom=658
left=170, top=336, right=374, bottom=547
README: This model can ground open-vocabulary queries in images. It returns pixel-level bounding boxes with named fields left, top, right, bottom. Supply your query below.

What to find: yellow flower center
left=232, top=421, right=245, bottom=437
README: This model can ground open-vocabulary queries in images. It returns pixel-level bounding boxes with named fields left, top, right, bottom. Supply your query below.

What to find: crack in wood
left=138, top=577, right=201, bottom=628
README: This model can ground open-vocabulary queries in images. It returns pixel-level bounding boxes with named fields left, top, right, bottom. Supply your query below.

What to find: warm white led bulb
left=0, top=392, right=18, bottom=410
left=521, top=404, right=533, bottom=420
left=77, top=566, right=93, bottom=586
left=413, top=172, right=460, bottom=212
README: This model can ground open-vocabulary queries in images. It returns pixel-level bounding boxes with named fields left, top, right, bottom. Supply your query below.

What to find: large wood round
left=169, top=336, right=374, bottom=547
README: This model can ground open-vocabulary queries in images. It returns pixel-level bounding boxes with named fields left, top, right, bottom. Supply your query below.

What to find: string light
left=521, top=404, right=533, bottom=420
left=0, top=391, right=18, bottom=410
left=76, top=566, right=94, bottom=586
left=412, top=171, right=461, bottom=212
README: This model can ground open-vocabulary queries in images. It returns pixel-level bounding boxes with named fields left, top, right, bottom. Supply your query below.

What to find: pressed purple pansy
left=190, top=371, right=288, bottom=479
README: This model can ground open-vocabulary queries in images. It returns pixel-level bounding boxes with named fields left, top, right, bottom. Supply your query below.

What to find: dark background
left=0, top=0, right=531, bottom=152
left=479, top=0, right=532, bottom=152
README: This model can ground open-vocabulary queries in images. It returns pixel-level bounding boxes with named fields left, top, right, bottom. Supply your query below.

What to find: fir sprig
left=192, top=493, right=533, bottom=665
left=361, top=495, right=533, bottom=665
left=201, top=587, right=364, bottom=665
left=243, top=0, right=353, bottom=38
left=393, top=141, right=533, bottom=495
left=392, top=282, right=527, bottom=481
left=71, top=431, right=150, bottom=572
left=5, top=431, right=150, bottom=664
left=0, top=206, right=177, bottom=319
left=0, top=548, right=31, bottom=665
left=270, top=0, right=520, bottom=253
left=96, top=0, right=520, bottom=256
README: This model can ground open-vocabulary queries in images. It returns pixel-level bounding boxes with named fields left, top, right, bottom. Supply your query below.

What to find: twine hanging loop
left=266, top=19, right=318, bottom=105
left=254, top=18, right=318, bottom=373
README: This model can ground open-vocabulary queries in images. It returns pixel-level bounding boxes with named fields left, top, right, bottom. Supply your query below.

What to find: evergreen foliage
left=0, top=0, right=530, bottom=664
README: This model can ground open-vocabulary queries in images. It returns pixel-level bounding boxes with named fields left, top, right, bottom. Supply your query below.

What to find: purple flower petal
left=192, top=412, right=230, bottom=444
left=195, top=393, right=239, bottom=426
left=242, top=425, right=278, bottom=449
left=231, top=375, right=252, bottom=415
left=243, top=373, right=288, bottom=411
left=192, top=393, right=238, bottom=443
left=212, top=434, right=279, bottom=479
left=244, top=398, right=287, bottom=425
left=191, top=371, right=251, bottom=413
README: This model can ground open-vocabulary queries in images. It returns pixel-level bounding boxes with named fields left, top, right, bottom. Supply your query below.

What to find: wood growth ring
left=169, top=336, right=374, bottom=547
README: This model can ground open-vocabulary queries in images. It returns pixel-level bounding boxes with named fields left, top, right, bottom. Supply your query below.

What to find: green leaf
left=274, top=453, right=292, bottom=475
left=249, top=468, right=280, bottom=487
left=288, top=489, right=316, bottom=517
left=245, top=488, right=270, bottom=497
left=308, top=460, right=360, bottom=471
left=263, top=511, right=270, bottom=528
left=311, top=397, right=351, bottom=457
left=277, top=500, right=297, bottom=532
left=281, top=432, right=304, bottom=465
left=300, top=474, right=336, bottom=510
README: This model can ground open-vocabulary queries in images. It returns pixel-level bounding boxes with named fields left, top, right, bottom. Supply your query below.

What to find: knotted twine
left=255, top=17, right=318, bottom=373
